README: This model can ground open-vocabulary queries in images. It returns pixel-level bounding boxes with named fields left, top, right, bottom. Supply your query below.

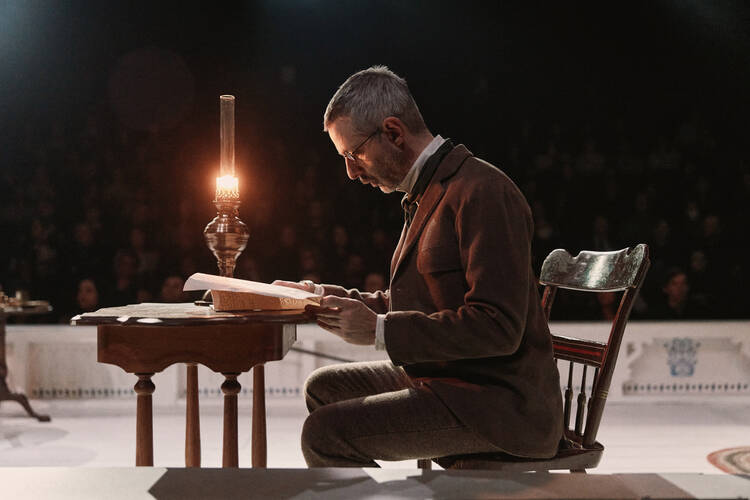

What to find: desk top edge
left=71, top=302, right=312, bottom=326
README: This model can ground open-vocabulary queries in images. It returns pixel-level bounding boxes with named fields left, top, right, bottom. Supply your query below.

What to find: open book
left=183, top=273, right=321, bottom=312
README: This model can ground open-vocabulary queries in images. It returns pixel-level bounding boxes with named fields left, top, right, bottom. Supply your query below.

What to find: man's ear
left=381, top=117, right=405, bottom=147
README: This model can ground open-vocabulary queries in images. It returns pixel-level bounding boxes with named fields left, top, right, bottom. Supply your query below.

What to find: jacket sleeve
left=320, top=284, right=390, bottom=314
left=384, top=177, right=534, bottom=364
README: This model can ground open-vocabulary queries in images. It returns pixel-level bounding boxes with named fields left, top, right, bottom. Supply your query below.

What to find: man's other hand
left=272, top=280, right=316, bottom=293
left=306, top=296, right=376, bottom=346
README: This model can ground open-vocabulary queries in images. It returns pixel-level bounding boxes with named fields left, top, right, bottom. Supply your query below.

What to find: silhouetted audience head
left=73, top=223, right=94, bottom=248
left=159, top=275, right=186, bottom=303
left=76, top=278, right=100, bottom=312
left=651, top=267, right=705, bottom=319
left=114, top=250, right=138, bottom=282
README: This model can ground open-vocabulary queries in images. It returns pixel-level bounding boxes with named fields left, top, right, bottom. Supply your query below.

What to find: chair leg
left=417, top=459, right=432, bottom=470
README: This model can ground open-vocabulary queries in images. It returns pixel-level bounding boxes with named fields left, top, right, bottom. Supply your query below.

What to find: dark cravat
left=402, top=139, right=454, bottom=228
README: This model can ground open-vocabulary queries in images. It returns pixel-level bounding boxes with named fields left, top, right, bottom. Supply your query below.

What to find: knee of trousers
left=300, top=406, right=338, bottom=457
left=303, top=365, right=338, bottom=407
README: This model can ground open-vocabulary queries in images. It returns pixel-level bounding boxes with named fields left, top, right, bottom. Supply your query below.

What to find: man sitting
left=277, top=66, right=562, bottom=467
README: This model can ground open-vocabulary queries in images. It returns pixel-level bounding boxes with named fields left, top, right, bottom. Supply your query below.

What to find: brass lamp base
left=204, top=199, right=249, bottom=278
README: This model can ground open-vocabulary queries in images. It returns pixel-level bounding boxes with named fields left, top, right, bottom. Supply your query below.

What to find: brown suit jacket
left=323, top=144, right=563, bottom=458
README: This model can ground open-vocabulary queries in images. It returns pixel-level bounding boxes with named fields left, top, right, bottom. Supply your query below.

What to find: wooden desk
left=73, top=303, right=310, bottom=468
left=0, top=302, right=52, bottom=422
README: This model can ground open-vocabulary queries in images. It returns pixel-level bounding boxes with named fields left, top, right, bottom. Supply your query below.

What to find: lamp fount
left=204, top=200, right=248, bottom=278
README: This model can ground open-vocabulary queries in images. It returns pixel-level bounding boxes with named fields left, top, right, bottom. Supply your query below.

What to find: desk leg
left=252, top=364, right=267, bottom=468
left=221, top=373, right=241, bottom=467
left=134, top=373, right=155, bottom=466
left=0, top=316, right=50, bottom=422
left=185, top=363, right=201, bottom=467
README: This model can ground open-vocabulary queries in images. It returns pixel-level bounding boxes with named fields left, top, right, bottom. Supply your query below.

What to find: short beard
left=377, top=145, right=408, bottom=192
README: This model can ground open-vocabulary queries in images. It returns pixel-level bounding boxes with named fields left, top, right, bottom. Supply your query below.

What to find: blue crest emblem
left=664, top=338, right=700, bottom=377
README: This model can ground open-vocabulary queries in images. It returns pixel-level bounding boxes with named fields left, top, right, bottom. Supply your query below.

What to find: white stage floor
left=1, top=398, right=748, bottom=473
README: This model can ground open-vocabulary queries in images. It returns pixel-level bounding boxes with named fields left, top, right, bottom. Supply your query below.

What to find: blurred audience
left=159, top=275, right=186, bottom=303
left=1, top=103, right=746, bottom=323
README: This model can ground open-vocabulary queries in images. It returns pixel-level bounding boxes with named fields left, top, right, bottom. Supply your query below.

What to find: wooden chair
left=419, top=244, right=650, bottom=472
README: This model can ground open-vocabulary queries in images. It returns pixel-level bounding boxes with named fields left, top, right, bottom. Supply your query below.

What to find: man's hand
left=306, top=296, right=377, bottom=346
left=272, top=280, right=316, bottom=293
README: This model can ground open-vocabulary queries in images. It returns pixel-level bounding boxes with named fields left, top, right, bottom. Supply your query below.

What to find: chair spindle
left=575, top=366, right=587, bottom=437
left=588, top=367, right=600, bottom=415
left=563, top=361, right=574, bottom=430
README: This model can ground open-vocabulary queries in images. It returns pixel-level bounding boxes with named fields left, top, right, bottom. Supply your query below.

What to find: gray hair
left=323, top=65, right=427, bottom=135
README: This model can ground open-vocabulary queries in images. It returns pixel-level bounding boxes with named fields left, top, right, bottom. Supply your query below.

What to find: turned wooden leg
left=221, top=373, right=241, bottom=468
left=252, top=364, right=267, bottom=468
left=185, top=363, right=201, bottom=467
left=134, top=373, right=155, bottom=466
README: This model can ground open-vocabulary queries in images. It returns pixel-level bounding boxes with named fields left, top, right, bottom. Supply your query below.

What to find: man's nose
left=345, top=157, right=360, bottom=180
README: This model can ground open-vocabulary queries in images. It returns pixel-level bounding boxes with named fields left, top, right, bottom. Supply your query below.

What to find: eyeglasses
left=342, top=129, right=380, bottom=162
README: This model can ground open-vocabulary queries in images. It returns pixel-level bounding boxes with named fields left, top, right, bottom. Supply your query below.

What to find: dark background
left=1, top=1, right=748, bottom=321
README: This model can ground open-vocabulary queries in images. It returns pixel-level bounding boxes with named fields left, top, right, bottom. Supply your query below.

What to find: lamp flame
left=216, top=175, right=239, bottom=200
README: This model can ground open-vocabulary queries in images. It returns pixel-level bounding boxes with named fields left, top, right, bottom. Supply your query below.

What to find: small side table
left=0, top=302, right=52, bottom=422
left=73, top=302, right=311, bottom=468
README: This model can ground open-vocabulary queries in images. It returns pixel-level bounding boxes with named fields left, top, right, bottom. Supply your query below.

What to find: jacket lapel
left=390, top=223, right=407, bottom=281
left=390, top=145, right=472, bottom=282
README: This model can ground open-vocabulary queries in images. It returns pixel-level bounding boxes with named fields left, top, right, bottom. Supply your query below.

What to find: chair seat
left=435, top=441, right=604, bottom=472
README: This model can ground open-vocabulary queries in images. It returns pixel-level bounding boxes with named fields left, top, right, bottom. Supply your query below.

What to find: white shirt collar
left=396, top=135, right=446, bottom=194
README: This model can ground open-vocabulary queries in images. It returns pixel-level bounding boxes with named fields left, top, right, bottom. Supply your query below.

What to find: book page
left=183, top=273, right=319, bottom=300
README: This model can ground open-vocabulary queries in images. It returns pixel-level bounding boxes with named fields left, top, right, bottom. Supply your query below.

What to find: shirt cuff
left=375, top=314, right=386, bottom=350
left=313, top=284, right=325, bottom=296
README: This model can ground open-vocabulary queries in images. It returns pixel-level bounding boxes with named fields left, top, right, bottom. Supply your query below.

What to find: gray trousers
left=301, top=360, right=502, bottom=467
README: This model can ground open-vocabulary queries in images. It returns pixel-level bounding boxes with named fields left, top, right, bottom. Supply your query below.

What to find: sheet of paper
left=183, top=273, right=319, bottom=300
left=73, top=302, right=240, bottom=319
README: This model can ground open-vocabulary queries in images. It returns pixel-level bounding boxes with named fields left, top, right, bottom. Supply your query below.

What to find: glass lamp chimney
left=220, top=95, right=235, bottom=177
